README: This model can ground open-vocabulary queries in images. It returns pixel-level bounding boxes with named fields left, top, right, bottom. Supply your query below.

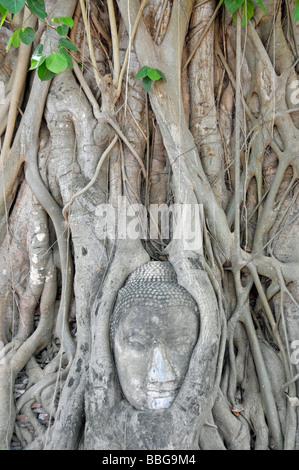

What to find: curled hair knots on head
left=110, top=261, right=199, bottom=340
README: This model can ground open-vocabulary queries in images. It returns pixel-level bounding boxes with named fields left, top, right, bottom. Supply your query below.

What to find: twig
left=70, top=0, right=81, bottom=43
left=79, top=0, right=102, bottom=91
left=116, top=0, right=148, bottom=98
left=91, top=11, right=112, bottom=46
left=73, top=61, right=99, bottom=114
left=282, top=373, right=299, bottom=392
left=126, top=103, right=147, bottom=141
left=215, top=43, right=255, bottom=124
left=62, top=135, right=118, bottom=223
left=73, top=62, right=147, bottom=178
left=107, top=0, right=120, bottom=86
left=104, top=114, right=147, bottom=178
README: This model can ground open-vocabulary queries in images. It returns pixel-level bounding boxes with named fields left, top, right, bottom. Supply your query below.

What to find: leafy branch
left=0, top=0, right=78, bottom=80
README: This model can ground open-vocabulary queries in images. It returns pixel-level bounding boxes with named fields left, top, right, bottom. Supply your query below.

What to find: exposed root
left=0, top=0, right=298, bottom=451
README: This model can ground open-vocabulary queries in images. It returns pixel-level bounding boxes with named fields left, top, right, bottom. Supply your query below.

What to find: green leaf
left=233, top=0, right=255, bottom=26
left=12, top=29, right=20, bottom=47
left=52, top=16, right=74, bottom=27
left=146, top=67, right=166, bottom=82
left=0, top=0, right=25, bottom=14
left=6, top=35, right=12, bottom=52
left=27, top=0, right=47, bottom=20
left=32, top=43, right=43, bottom=56
left=56, top=24, right=68, bottom=36
left=0, top=5, right=8, bottom=26
left=255, top=0, right=266, bottom=14
left=135, top=66, right=149, bottom=79
left=155, top=68, right=166, bottom=82
left=135, top=66, right=166, bottom=84
left=294, top=0, right=299, bottom=21
left=224, top=0, right=244, bottom=14
left=147, top=67, right=162, bottom=82
left=242, top=0, right=255, bottom=25
left=58, top=37, right=78, bottom=51
left=142, top=76, right=152, bottom=93
left=59, top=16, right=74, bottom=28
left=6, top=29, right=20, bottom=51
left=29, top=45, right=45, bottom=70
left=19, top=26, right=35, bottom=45
left=45, top=52, right=68, bottom=73
left=37, top=62, right=55, bottom=81
left=29, top=53, right=45, bottom=70
left=58, top=46, right=73, bottom=68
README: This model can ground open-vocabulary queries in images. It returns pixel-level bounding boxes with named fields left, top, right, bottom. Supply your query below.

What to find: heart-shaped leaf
left=233, top=0, right=255, bottom=26
left=29, top=54, right=46, bottom=70
left=52, top=16, right=74, bottom=28
left=0, top=0, right=25, bottom=14
left=19, top=27, right=35, bottom=45
left=155, top=69, right=166, bottom=82
left=58, top=38, right=78, bottom=51
left=224, top=0, right=244, bottom=14
left=255, top=0, right=266, bottom=14
left=29, top=44, right=46, bottom=70
left=45, top=52, right=68, bottom=73
left=37, top=62, right=55, bottom=81
left=27, top=0, right=47, bottom=20
left=142, top=76, right=152, bottom=93
left=56, top=24, right=68, bottom=36
left=59, top=16, right=74, bottom=28
left=58, top=46, right=73, bottom=69
left=6, top=29, right=20, bottom=52
left=135, top=65, right=149, bottom=79
left=147, top=68, right=162, bottom=82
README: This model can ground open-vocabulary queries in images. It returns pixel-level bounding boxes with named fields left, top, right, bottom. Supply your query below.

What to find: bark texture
left=0, top=0, right=299, bottom=451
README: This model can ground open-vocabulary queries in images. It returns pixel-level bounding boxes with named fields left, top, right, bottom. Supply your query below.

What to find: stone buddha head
left=110, top=261, right=200, bottom=411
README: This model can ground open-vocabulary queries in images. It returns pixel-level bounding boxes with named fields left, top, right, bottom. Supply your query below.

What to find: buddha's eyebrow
left=123, top=328, right=147, bottom=336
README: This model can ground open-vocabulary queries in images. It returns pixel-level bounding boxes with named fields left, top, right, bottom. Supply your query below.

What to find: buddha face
left=113, top=304, right=199, bottom=411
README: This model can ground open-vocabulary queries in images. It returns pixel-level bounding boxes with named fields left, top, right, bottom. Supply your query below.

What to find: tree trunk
left=0, top=0, right=299, bottom=450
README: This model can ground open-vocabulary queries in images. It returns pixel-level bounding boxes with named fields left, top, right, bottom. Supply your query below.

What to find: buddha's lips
left=147, top=387, right=178, bottom=398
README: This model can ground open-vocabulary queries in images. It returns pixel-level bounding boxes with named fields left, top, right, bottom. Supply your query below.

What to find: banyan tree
left=0, top=0, right=299, bottom=450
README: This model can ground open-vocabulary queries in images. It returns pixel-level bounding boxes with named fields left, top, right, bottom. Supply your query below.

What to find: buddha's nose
left=149, top=346, right=176, bottom=384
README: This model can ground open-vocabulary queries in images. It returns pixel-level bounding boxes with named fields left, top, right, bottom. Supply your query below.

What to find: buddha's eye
left=125, top=334, right=148, bottom=350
